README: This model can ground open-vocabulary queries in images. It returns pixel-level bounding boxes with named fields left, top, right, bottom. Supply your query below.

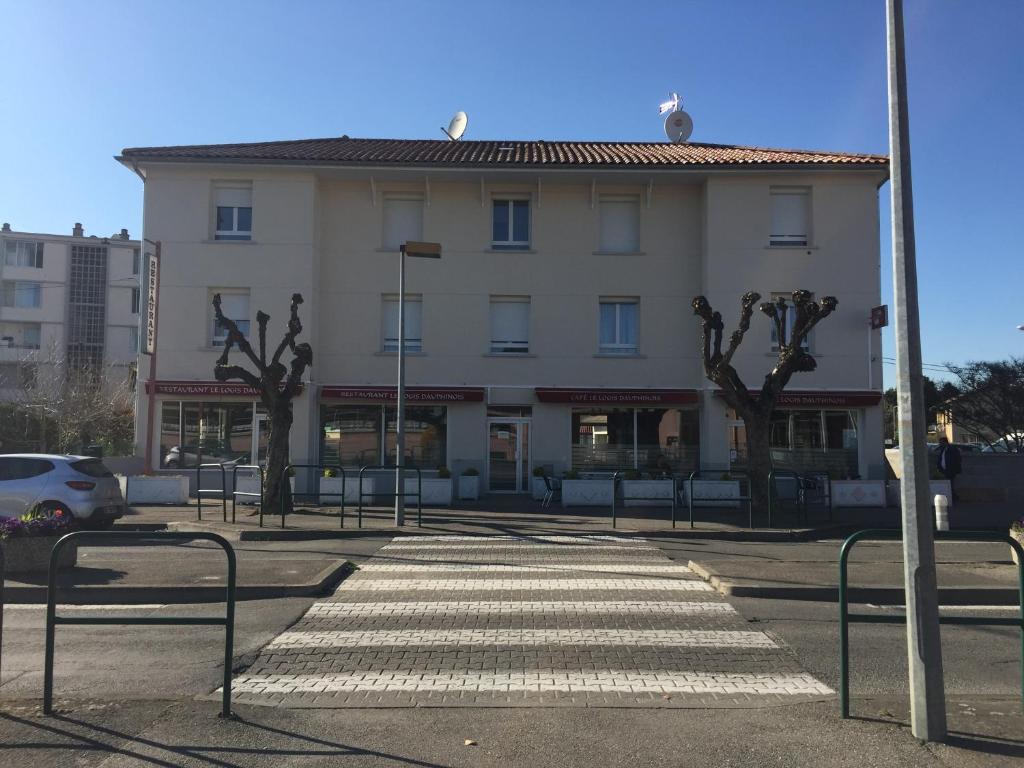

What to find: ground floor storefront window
left=571, top=407, right=699, bottom=474
left=160, top=400, right=266, bottom=468
left=729, top=408, right=859, bottom=478
left=320, top=404, right=446, bottom=469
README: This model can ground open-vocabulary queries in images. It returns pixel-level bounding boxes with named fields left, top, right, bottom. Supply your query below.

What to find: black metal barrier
left=685, top=470, right=753, bottom=529
left=610, top=472, right=677, bottom=529
left=839, top=529, right=1024, bottom=719
left=357, top=466, right=421, bottom=527
left=275, top=464, right=345, bottom=529
left=767, top=470, right=833, bottom=528
left=230, top=464, right=263, bottom=524
left=196, top=463, right=228, bottom=521
left=43, top=531, right=236, bottom=718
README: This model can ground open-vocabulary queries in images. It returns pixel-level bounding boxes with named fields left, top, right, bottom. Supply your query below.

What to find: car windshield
left=70, top=459, right=114, bottom=478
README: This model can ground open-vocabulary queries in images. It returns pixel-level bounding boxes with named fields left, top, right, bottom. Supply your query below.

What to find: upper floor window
left=214, top=184, right=253, bottom=241
left=132, top=248, right=141, bottom=275
left=382, top=295, right=422, bottom=352
left=0, top=322, right=40, bottom=350
left=490, top=296, right=530, bottom=354
left=3, top=239, right=43, bottom=268
left=492, top=199, right=530, bottom=249
left=2, top=281, right=41, bottom=308
left=769, top=187, right=810, bottom=246
left=210, top=289, right=250, bottom=346
left=128, top=326, right=139, bottom=354
left=599, top=298, right=638, bottom=354
left=131, top=287, right=141, bottom=314
left=382, top=195, right=424, bottom=251
left=598, top=195, right=640, bottom=253
left=769, top=292, right=811, bottom=351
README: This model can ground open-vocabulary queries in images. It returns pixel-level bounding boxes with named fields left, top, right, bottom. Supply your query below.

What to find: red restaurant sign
left=714, top=390, right=881, bottom=408
left=535, top=388, right=699, bottom=405
left=321, top=386, right=485, bottom=403
left=146, top=381, right=304, bottom=397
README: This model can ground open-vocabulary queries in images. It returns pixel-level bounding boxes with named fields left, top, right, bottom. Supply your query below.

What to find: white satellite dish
left=664, top=109, right=693, bottom=143
left=442, top=111, right=468, bottom=141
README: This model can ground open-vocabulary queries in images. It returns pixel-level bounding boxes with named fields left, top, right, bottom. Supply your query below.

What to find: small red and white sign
left=321, top=386, right=485, bottom=403
left=870, top=305, right=888, bottom=330
left=535, top=388, right=699, bottom=405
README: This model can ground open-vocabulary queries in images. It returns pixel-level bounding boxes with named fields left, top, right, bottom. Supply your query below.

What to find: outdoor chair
left=541, top=473, right=562, bottom=508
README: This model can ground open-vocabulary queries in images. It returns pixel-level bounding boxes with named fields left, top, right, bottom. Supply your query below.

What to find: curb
left=687, top=560, right=1020, bottom=605
left=0, top=561, right=353, bottom=605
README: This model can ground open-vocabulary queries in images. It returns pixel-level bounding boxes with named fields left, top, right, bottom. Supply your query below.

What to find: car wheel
left=37, top=501, right=72, bottom=525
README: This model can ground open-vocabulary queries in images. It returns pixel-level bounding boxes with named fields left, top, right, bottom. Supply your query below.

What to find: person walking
left=936, top=437, right=962, bottom=503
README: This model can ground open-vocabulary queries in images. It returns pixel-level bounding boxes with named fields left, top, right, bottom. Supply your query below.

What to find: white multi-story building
left=0, top=223, right=141, bottom=397
left=119, top=137, right=888, bottom=488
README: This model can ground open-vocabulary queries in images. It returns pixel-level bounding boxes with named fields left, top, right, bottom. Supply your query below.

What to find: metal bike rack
left=685, top=470, right=753, bottom=529
left=196, top=463, right=228, bottom=522
left=230, top=465, right=263, bottom=524
left=44, top=530, right=236, bottom=718
left=275, top=464, right=345, bottom=529
left=357, top=465, right=422, bottom=528
left=610, top=472, right=677, bottom=530
left=839, top=528, right=1024, bottom=718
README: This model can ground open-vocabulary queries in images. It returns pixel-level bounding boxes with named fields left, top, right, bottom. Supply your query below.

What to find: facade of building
left=0, top=223, right=141, bottom=398
left=120, top=137, right=888, bottom=488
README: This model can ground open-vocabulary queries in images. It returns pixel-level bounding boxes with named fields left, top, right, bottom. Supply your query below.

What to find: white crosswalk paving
left=341, top=578, right=713, bottom=592
left=359, top=563, right=696, bottom=574
left=304, top=600, right=739, bottom=618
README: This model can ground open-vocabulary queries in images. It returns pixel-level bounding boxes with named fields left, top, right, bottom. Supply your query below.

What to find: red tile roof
left=119, top=137, right=886, bottom=169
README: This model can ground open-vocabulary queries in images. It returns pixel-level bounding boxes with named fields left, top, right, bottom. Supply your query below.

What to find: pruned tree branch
left=213, top=293, right=263, bottom=372
left=271, top=294, right=304, bottom=367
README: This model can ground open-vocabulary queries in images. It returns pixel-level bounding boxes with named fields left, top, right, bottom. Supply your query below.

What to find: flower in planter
left=462, top=467, right=479, bottom=477
left=437, top=466, right=452, bottom=479
left=323, top=468, right=338, bottom=478
left=1, top=506, right=72, bottom=541
left=563, top=469, right=580, bottom=480
left=1011, top=517, right=1024, bottom=535
left=532, top=466, right=546, bottom=478
left=623, top=470, right=641, bottom=481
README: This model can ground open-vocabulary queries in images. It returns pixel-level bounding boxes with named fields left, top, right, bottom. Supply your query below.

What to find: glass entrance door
left=488, top=420, right=530, bottom=492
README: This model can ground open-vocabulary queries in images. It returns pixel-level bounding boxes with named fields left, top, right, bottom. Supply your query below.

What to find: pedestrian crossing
left=227, top=535, right=832, bottom=707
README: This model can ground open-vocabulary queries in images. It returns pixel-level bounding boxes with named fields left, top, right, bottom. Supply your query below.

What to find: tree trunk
left=745, top=417, right=772, bottom=522
left=263, top=403, right=294, bottom=518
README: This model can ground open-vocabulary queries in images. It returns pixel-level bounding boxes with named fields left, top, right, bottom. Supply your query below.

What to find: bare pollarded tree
left=692, top=289, right=838, bottom=515
left=212, top=293, right=312, bottom=516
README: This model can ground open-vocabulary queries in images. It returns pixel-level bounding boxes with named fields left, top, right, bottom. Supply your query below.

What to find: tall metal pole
left=886, top=0, right=947, bottom=742
left=142, top=241, right=161, bottom=475
left=394, top=245, right=407, bottom=526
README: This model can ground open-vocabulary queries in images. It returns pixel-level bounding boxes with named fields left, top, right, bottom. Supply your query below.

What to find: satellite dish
left=664, top=109, right=693, bottom=143
left=442, top=111, right=468, bottom=141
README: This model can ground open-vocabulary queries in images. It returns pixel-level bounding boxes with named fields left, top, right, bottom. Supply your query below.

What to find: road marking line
left=266, top=628, right=778, bottom=649
left=393, top=535, right=646, bottom=544
left=360, top=563, right=695, bottom=574
left=228, top=671, right=833, bottom=696
left=4, top=604, right=167, bottom=610
left=380, top=544, right=659, bottom=552
left=305, top=600, right=738, bottom=617
left=339, top=578, right=712, bottom=592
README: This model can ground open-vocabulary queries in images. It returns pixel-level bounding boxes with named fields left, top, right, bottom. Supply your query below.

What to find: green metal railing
left=685, top=470, right=753, bottom=529
left=610, top=472, right=677, bottom=529
left=196, top=463, right=228, bottom=521
left=274, top=464, right=345, bottom=529
left=230, top=465, right=263, bottom=524
left=357, top=466, right=422, bottom=528
left=44, top=531, right=236, bottom=718
left=839, top=528, right=1024, bottom=719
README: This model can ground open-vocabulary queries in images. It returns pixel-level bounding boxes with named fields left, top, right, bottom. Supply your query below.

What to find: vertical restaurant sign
left=143, top=245, right=159, bottom=355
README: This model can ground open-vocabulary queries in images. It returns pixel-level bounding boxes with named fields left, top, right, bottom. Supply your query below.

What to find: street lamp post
left=395, top=241, right=441, bottom=526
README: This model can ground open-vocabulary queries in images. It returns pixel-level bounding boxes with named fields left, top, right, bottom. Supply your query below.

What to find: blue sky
left=1, top=0, right=1021, bottom=385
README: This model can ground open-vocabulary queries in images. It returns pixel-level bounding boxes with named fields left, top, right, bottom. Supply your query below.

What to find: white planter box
left=885, top=479, right=953, bottom=507
left=562, top=478, right=614, bottom=507
left=120, top=475, right=189, bottom=505
left=531, top=476, right=548, bottom=500
left=621, top=479, right=676, bottom=507
left=832, top=480, right=886, bottom=507
left=458, top=475, right=480, bottom=500
left=405, top=478, right=453, bottom=506
left=320, top=476, right=374, bottom=504
left=681, top=480, right=741, bottom=508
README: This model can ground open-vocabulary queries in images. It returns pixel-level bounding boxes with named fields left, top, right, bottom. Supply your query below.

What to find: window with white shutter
left=382, top=196, right=424, bottom=251
left=382, top=295, right=422, bottom=352
left=768, top=292, right=812, bottom=352
left=210, top=290, right=250, bottom=346
left=598, top=196, right=640, bottom=253
left=214, top=184, right=253, bottom=241
left=489, top=297, right=530, bottom=353
left=599, top=299, right=639, bottom=353
left=769, top=187, right=810, bottom=246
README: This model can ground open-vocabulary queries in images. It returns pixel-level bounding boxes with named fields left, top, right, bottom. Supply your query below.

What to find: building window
left=491, top=199, right=530, bottom=249
left=381, top=295, right=422, bottom=352
left=489, top=297, right=529, bottom=353
left=131, top=287, right=140, bottom=314
left=598, top=195, right=640, bottom=253
left=768, top=293, right=811, bottom=352
left=214, top=184, right=253, bottom=241
left=320, top=404, right=447, bottom=469
left=756, top=408, right=858, bottom=479
left=769, top=187, right=810, bottom=246
left=160, top=401, right=264, bottom=468
left=132, top=248, right=141, bottom=275
left=128, top=326, right=139, bottom=353
left=599, top=299, right=638, bottom=354
left=382, top=195, right=424, bottom=251
left=571, top=407, right=699, bottom=473
left=3, top=239, right=44, bottom=268
left=2, top=281, right=42, bottom=308
left=210, top=290, right=250, bottom=346
left=0, top=322, right=40, bottom=349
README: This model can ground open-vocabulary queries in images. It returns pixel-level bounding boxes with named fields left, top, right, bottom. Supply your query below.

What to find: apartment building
left=119, top=137, right=888, bottom=488
left=0, top=223, right=141, bottom=397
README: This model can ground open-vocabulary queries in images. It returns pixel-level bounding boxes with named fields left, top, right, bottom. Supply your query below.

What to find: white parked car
left=0, top=454, right=126, bottom=528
